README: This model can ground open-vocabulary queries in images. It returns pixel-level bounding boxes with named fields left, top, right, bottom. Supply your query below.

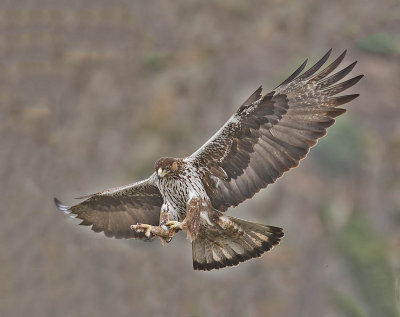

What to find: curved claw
left=130, top=222, right=143, bottom=230
left=130, top=223, right=152, bottom=238
left=129, top=222, right=177, bottom=241
left=165, top=220, right=183, bottom=231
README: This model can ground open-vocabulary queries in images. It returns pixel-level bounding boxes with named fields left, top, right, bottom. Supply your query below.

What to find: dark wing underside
left=55, top=174, right=163, bottom=239
left=190, top=50, right=363, bottom=211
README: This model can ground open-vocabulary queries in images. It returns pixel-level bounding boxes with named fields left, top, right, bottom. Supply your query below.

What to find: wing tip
left=348, top=60, right=358, bottom=69
left=54, top=197, right=72, bottom=214
left=330, top=93, right=360, bottom=106
left=277, top=57, right=309, bottom=88
left=355, top=74, right=364, bottom=85
left=323, top=48, right=333, bottom=60
left=337, top=49, right=347, bottom=61
left=349, top=74, right=364, bottom=82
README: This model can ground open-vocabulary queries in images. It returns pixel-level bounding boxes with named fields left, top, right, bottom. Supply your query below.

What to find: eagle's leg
left=130, top=223, right=170, bottom=240
left=164, top=220, right=184, bottom=240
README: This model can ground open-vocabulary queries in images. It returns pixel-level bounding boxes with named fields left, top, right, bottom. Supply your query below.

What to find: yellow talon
left=164, top=221, right=183, bottom=240
left=165, top=221, right=183, bottom=230
left=130, top=223, right=152, bottom=238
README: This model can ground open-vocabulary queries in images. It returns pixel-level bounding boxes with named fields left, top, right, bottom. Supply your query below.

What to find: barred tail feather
left=192, top=215, right=284, bottom=271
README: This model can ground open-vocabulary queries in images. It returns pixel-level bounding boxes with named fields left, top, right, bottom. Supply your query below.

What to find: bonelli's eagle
left=55, top=50, right=362, bottom=271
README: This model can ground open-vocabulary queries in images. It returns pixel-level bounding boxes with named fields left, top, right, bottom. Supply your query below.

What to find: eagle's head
left=155, top=157, right=180, bottom=178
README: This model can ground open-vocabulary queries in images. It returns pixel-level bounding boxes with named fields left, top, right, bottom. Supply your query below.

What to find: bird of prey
left=55, top=50, right=362, bottom=271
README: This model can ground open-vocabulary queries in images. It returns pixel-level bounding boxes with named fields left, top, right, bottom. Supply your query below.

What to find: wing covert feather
left=190, top=50, right=362, bottom=211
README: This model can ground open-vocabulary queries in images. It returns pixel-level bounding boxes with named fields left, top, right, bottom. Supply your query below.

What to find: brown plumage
left=55, top=50, right=362, bottom=270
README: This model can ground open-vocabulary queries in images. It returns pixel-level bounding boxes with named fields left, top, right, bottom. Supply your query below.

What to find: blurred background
left=1, top=0, right=399, bottom=316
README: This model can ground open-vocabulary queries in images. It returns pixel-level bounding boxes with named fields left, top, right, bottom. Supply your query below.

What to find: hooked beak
left=158, top=168, right=169, bottom=178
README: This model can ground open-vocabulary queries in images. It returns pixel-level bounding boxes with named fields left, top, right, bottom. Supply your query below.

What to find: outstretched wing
left=190, top=50, right=363, bottom=211
left=54, top=174, right=163, bottom=239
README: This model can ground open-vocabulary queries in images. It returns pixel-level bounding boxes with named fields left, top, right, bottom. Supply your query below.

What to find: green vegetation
left=332, top=212, right=399, bottom=317
left=142, top=52, right=172, bottom=72
left=357, top=32, right=399, bottom=56
left=312, top=116, right=366, bottom=177
left=329, top=289, right=366, bottom=317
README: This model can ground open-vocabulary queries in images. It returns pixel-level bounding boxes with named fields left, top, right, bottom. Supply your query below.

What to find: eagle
left=55, top=50, right=362, bottom=271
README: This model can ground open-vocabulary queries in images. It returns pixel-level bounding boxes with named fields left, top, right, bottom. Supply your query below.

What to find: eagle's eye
left=157, top=167, right=170, bottom=178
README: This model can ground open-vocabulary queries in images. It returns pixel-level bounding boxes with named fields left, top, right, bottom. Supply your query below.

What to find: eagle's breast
left=157, top=160, right=208, bottom=220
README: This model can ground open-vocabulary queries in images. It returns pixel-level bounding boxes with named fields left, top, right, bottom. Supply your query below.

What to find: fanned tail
left=192, top=214, right=284, bottom=271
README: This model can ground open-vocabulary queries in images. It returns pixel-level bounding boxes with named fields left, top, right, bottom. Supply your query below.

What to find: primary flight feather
left=55, top=50, right=363, bottom=270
